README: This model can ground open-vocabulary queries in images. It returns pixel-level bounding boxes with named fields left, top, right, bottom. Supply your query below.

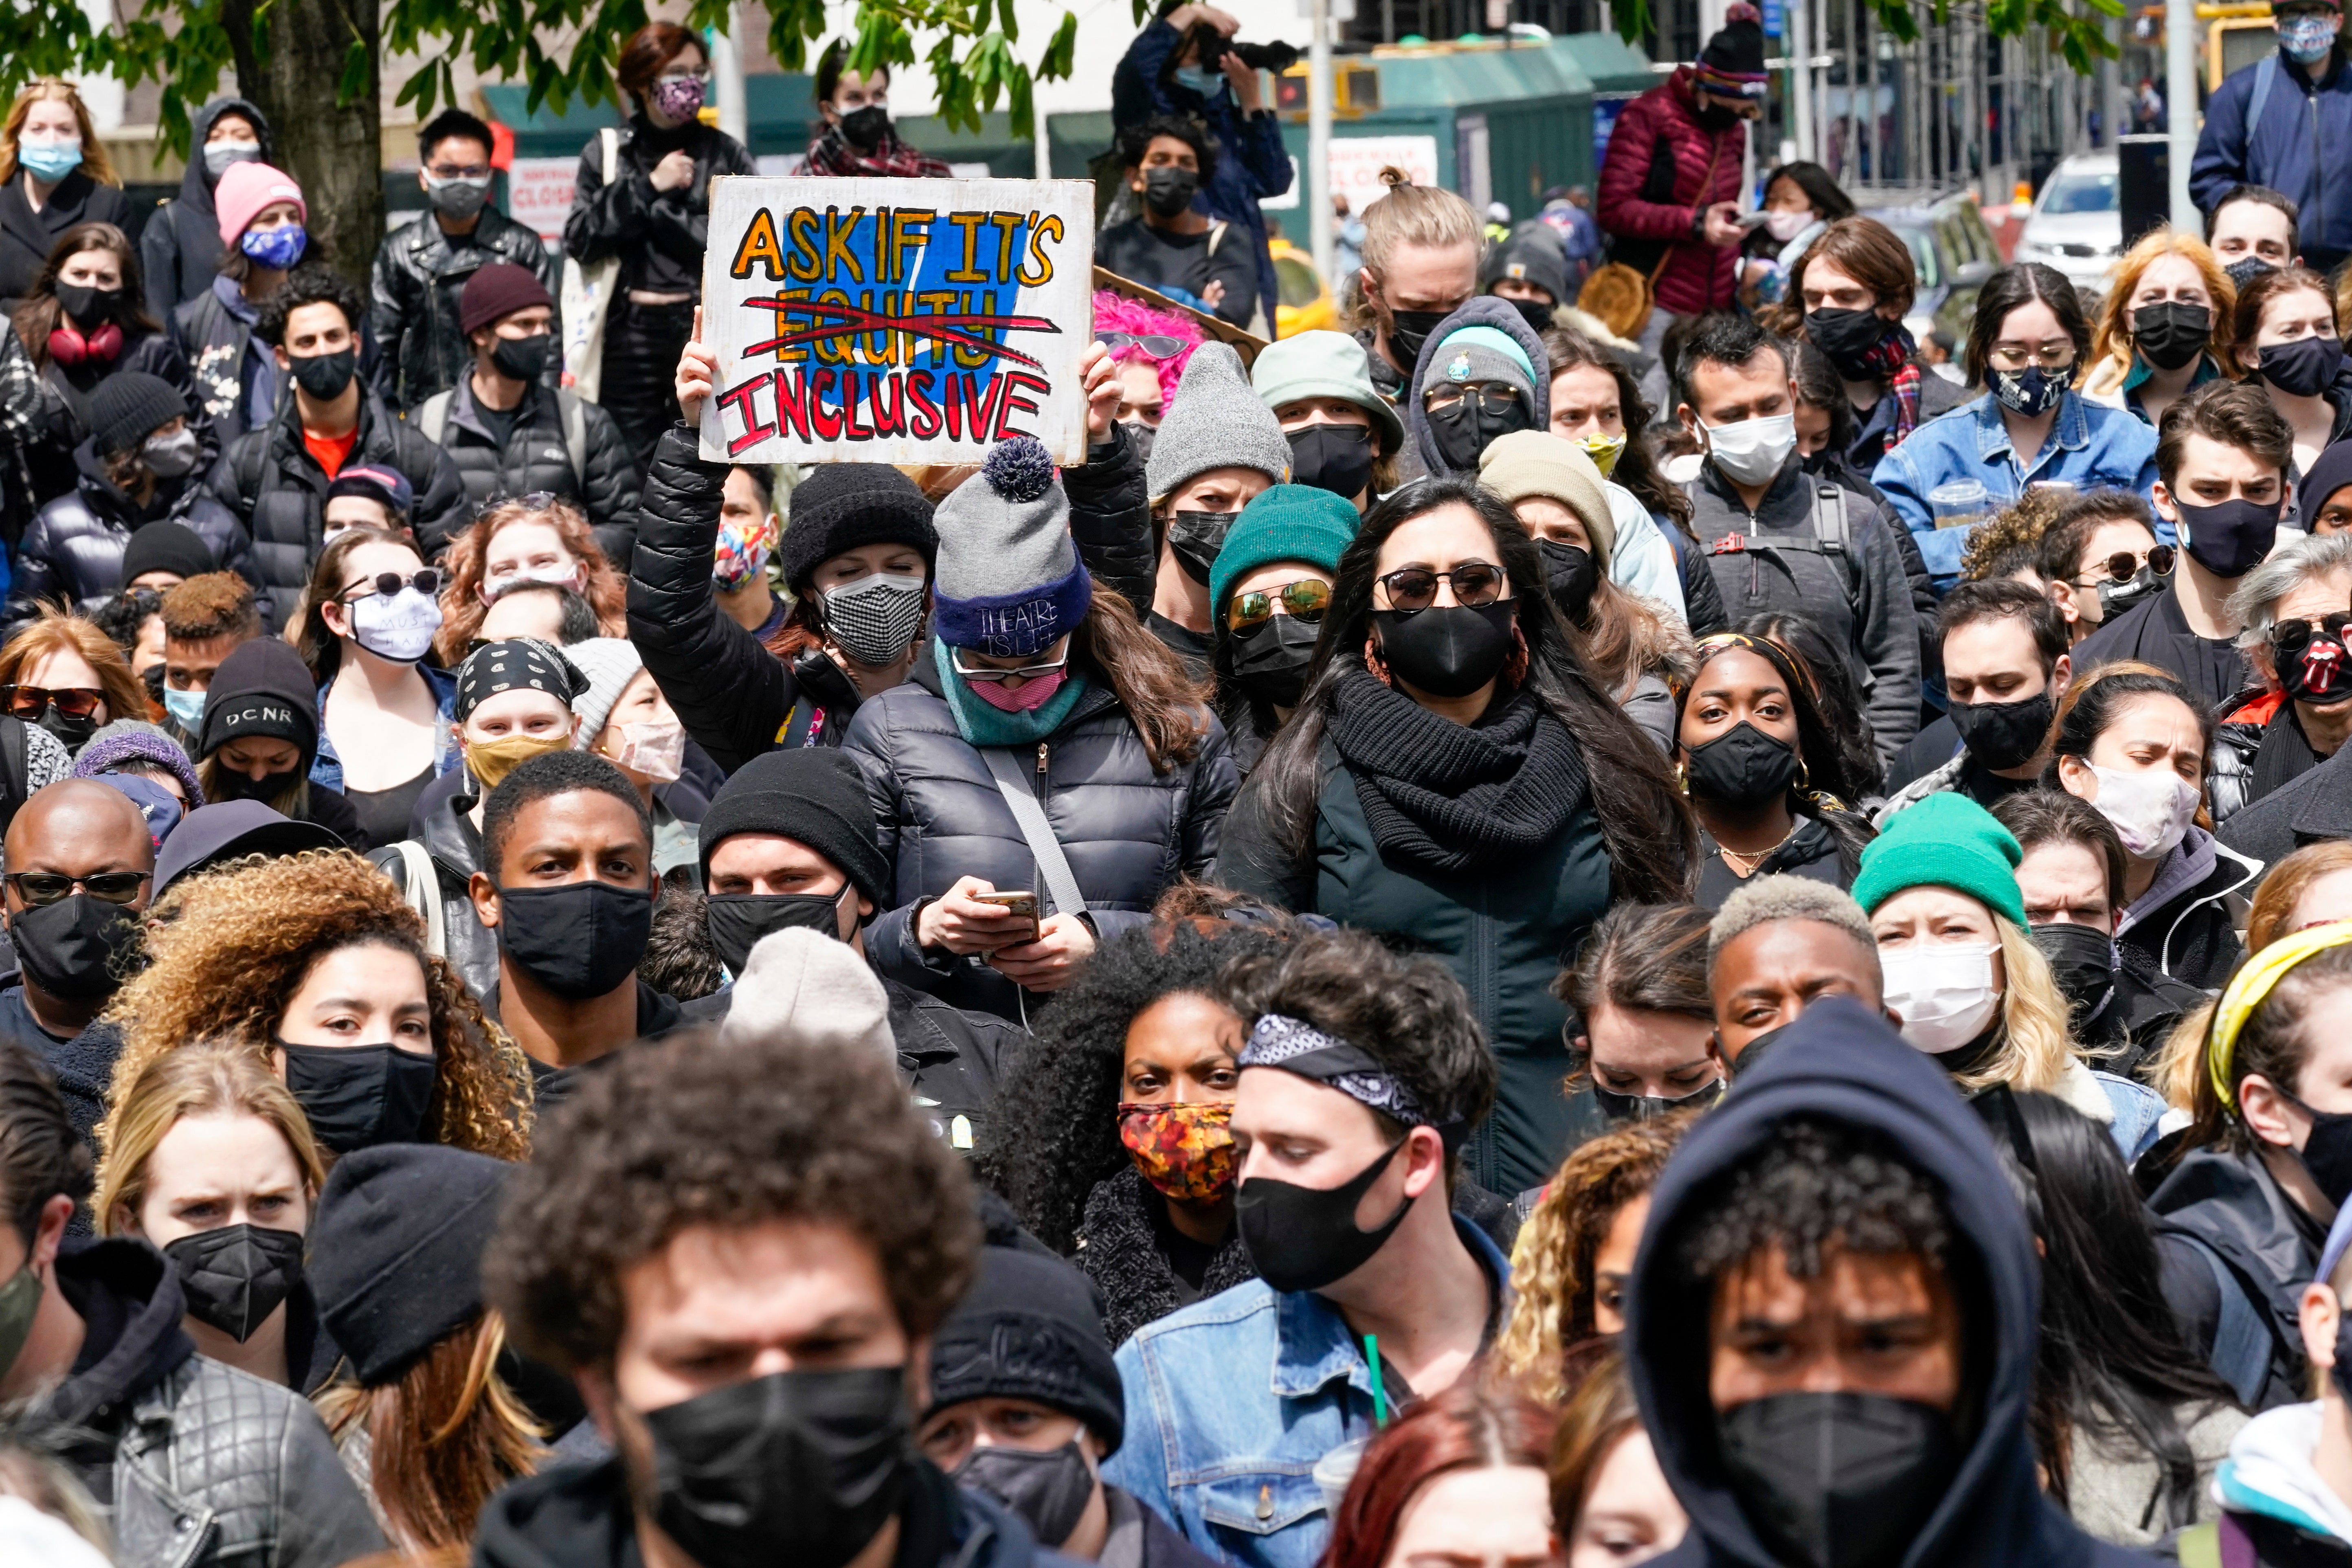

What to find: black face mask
left=1684, top=720, right=1800, bottom=807
left=839, top=103, right=891, bottom=151
left=1231, top=615, right=1322, bottom=709
left=2177, top=496, right=2282, bottom=579
left=289, top=347, right=356, bottom=401
left=953, top=1441, right=1096, bottom=1549
left=490, top=332, right=551, bottom=382
left=1716, top=1392, right=1961, bottom=1568
left=1140, top=165, right=1199, bottom=219
left=2029, top=920, right=2116, bottom=1028
left=53, top=281, right=120, bottom=329
left=9, top=893, right=138, bottom=999
left=1287, top=423, right=1374, bottom=501
left=494, top=881, right=654, bottom=1000
left=37, top=706, right=96, bottom=752
left=1594, top=1077, right=1723, bottom=1123
left=1372, top=601, right=1517, bottom=700
left=279, top=1041, right=438, bottom=1153
left=2133, top=301, right=2213, bottom=372
left=1537, top=540, right=1599, bottom=623
left=2272, top=615, right=2352, bottom=703
left=1425, top=389, right=1533, bottom=472
left=2285, top=1089, right=2352, bottom=1209
left=1164, top=509, right=1237, bottom=586
left=1805, top=306, right=1889, bottom=381
left=2098, top=565, right=2164, bottom=620
left=705, top=887, right=850, bottom=975
left=642, top=1366, right=913, bottom=1568
left=1695, top=101, right=1743, bottom=132
left=1384, top=308, right=1452, bottom=371
left=1506, top=296, right=1555, bottom=335
left=2260, top=335, right=2345, bottom=399
left=214, top=767, right=301, bottom=803
left=163, top=1223, right=303, bottom=1342
left=2226, top=255, right=2277, bottom=292
left=1947, top=690, right=2053, bottom=772
left=2334, top=1312, right=2352, bottom=1409
left=1237, top=1136, right=1413, bottom=1294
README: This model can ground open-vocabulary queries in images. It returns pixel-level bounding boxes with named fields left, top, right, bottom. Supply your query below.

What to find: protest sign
left=698, top=176, right=1096, bottom=464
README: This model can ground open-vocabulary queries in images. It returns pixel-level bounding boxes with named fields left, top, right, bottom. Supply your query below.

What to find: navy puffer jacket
left=842, top=652, right=1238, bottom=1020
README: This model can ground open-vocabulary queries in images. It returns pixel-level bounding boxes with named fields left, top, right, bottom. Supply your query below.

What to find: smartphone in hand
left=973, top=890, right=1042, bottom=948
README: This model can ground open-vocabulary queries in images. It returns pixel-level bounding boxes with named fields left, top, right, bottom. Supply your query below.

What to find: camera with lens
left=1228, top=39, right=1300, bottom=71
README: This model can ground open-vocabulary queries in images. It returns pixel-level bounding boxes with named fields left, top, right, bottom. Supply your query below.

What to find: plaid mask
left=1117, top=1101, right=1236, bottom=1202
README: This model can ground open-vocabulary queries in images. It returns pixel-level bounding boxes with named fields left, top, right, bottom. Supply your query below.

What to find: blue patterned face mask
left=2282, top=11, right=2341, bottom=63
left=239, top=223, right=307, bottom=271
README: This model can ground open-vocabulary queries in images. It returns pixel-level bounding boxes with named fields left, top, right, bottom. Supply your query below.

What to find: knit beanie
left=88, top=373, right=186, bottom=459
left=1208, top=484, right=1360, bottom=631
left=1147, top=342, right=1293, bottom=501
left=697, top=747, right=890, bottom=908
left=119, top=520, right=217, bottom=585
left=327, top=464, right=415, bottom=522
left=213, top=160, right=304, bottom=244
left=459, top=262, right=553, bottom=337
left=1696, top=2, right=1770, bottom=97
left=308, top=1143, right=510, bottom=1386
left=454, top=639, right=588, bottom=724
left=75, top=720, right=206, bottom=807
left=1429, top=325, right=1539, bottom=408
left=1249, top=331, right=1403, bottom=455
left=717, top=926, right=894, bottom=1059
left=1478, top=430, right=1619, bottom=571
left=924, top=1245, right=1125, bottom=1454
left=564, top=637, right=645, bottom=746
left=1851, top=792, right=2029, bottom=929
left=198, top=636, right=318, bottom=761
left=931, top=437, right=1091, bottom=659
left=1480, top=228, right=1571, bottom=307
left=777, top=464, right=938, bottom=596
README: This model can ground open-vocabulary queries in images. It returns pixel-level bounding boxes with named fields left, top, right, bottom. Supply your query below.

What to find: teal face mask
left=162, top=684, right=206, bottom=733
left=0, top=1263, right=43, bottom=1382
left=1174, top=65, right=1225, bottom=98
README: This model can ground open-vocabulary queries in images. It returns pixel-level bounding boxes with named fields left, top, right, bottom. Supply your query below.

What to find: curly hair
left=101, top=850, right=531, bottom=1162
left=86, top=588, right=161, bottom=666
left=160, top=572, right=260, bottom=644
left=432, top=498, right=627, bottom=667
left=255, top=262, right=365, bottom=345
left=486, top=1025, right=980, bottom=1372
left=981, top=919, right=1285, bottom=1254
left=641, top=866, right=726, bottom=1001
left=1960, top=486, right=2066, bottom=583
left=1494, top=1114, right=1691, bottom=1402
left=1092, top=289, right=1203, bottom=407
left=1675, top=1113, right=1952, bottom=1281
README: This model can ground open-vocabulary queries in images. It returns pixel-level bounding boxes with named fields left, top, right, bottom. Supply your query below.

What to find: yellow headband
left=2208, top=921, right=2352, bottom=1111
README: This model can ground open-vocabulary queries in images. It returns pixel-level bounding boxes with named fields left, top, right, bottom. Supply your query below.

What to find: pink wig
left=1092, top=289, right=1204, bottom=404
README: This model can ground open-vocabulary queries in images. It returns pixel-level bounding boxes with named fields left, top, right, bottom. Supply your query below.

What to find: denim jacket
left=1102, top=1218, right=1511, bottom=1568
left=308, top=663, right=459, bottom=794
left=1872, top=390, right=2161, bottom=591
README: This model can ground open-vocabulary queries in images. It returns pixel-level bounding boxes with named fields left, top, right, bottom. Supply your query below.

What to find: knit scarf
left=1325, top=669, right=1587, bottom=876
left=802, top=123, right=952, bottom=179
left=1849, top=320, right=1924, bottom=443
left=932, top=637, right=1090, bottom=749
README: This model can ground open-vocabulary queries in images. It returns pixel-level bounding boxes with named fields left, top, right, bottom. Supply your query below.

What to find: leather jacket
left=369, top=206, right=558, bottom=414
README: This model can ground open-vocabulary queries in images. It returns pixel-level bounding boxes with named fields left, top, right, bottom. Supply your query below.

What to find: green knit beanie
left=1851, top=792, right=2028, bottom=929
left=1208, top=484, right=1361, bottom=632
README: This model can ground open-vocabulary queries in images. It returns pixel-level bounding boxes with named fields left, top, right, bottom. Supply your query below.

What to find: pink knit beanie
left=214, top=161, right=305, bottom=246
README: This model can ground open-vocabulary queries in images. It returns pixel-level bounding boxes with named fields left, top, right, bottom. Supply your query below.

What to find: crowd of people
left=15, top=4, right=2352, bottom=1568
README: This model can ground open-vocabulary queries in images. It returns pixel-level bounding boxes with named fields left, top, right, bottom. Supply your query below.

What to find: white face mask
left=1763, top=209, right=1814, bottom=243
left=1880, top=941, right=2003, bottom=1056
left=348, top=587, right=443, bottom=664
left=2083, top=762, right=2198, bottom=860
left=1700, top=411, right=1799, bottom=487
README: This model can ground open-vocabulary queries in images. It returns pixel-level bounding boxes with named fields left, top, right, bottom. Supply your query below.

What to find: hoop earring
left=1364, top=634, right=1392, bottom=688
left=1674, top=756, right=1689, bottom=794
left=1795, top=758, right=1812, bottom=795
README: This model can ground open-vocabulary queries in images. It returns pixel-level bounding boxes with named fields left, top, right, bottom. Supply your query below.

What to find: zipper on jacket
left=1036, top=742, right=1050, bottom=776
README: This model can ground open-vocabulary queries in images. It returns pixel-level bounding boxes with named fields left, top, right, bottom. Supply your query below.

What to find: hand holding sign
left=677, top=308, right=716, bottom=427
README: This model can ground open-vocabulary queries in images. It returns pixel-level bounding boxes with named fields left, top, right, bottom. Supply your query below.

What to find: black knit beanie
left=120, top=520, right=218, bottom=584
left=696, top=747, right=890, bottom=908
left=777, top=464, right=938, bottom=596
left=198, top=636, right=318, bottom=760
left=89, top=371, right=187, bottom=459
left=308, top=1144, right=510, bottom=1386
left=924, top=1245, right=1124, bottom=1453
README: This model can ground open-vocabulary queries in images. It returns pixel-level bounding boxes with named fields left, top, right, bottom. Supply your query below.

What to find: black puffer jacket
left=562, top=117, right=758, bottom=295
left=9, top=439, right=260, bottom=629
left=842, top=654, right=1238, bottom=1021
left=142, top=97, right=276, bottom=322
left=1063, top=418, right=1157, bottom=613
left=206, top=382, right=469, bottom=620
left=419, top=375, right=640, bottom=561
left=369, top=206, right=558, bottom=413
left=0, top=322, right=218, bottom=511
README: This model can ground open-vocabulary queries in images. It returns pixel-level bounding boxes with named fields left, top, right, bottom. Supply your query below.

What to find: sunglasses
left=1099, top=331, right=1189, bottom=359
left=4, top=870, right=148, bottom=907
left=1376, top=563, right=1507, bottom=614
left=0, top=685, right=102, bottom=721
left=1229, top=578, right=1333, bottom=635
left=1424, top=384, right=1523, bottom=415
left=339, top=568, right=443, bottom=602
left=949, top=648, right=1070, bottom=685
left=2078, top=545, right=2174, bottom=585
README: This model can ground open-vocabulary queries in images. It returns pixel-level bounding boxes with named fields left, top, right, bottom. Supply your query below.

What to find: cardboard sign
left=698, top=176, right=1096, bottom=464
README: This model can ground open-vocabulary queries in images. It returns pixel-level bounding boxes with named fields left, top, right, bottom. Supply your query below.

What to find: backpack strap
left=390, top=839, right=447, bottom=957
left=2248, top=53, right=2280, bottom=155
left=1206, top=220, right=1227, bottom=257
left=417, top=389, right=453, bottom=446
left=1811, top=481, right=1862, bottom=620
left=2190, top=1237, right=2276, bottom=1407
left=557, top=388, right=587, bottom=483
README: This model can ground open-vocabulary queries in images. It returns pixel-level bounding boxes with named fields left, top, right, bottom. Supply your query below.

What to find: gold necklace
left=1717, top=822, right=1799, bottom=875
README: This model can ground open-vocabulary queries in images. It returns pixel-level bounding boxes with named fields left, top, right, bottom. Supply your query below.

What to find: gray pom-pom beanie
left=931, top=437, right=1091, bottom=659
left=1145, top=342, right=1293, bottom=501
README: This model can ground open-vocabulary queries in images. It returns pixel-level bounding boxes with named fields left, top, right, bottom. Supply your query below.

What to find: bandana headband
left=2209, top=921, right=2352, bottom=1112
left=1239, top=1013, right=1430, bottom=1126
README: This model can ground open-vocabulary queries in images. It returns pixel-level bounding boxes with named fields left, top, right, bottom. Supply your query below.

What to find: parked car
left=1856, top=188, right=2003, bottom=351
left=2014, top=153, right=2121, bottom=298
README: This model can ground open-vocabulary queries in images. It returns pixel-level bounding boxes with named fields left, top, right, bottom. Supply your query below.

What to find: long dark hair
left=295, top=526, right=421, bottom=683
left=1735, top=611, right=1884, bottom=796
left=12, top=221, right=160, bottom=369
left=2041, top=661, right=2213, bottom=790
left=1677, top=630, right=1875, bottom=878
left=1541, top=325, right=1695, bottom=541
left=1242, top=477, right=1695, bottom=902
left=1995, top=1091, right=2240, bottom=1524
left=1966, top=262, right=2093, bottom=387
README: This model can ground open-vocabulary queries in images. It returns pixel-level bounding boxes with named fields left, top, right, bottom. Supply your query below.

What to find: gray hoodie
left=1405, top=296, right=1554, bottom=481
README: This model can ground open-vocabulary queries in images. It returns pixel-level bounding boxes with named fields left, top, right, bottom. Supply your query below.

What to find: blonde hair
left=0, top=80, right=118, bottom=187
left=93, top=1037, right=325, bottom=1236
left=1348, top=167, right=1480, bottom=328
left=1956, top=916, right=2080, bottom=1095
left=2085, top=229, right=2239, bottom=395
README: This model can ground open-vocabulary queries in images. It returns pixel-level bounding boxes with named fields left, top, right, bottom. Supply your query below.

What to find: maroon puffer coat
left=1595, top=66, right=1746, bottom=316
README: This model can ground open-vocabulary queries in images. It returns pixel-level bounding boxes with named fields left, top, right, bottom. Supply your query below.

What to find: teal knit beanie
left=1851, top=792, right=2028, bottom=929
left=1209, top=485, right=1361, bottom=631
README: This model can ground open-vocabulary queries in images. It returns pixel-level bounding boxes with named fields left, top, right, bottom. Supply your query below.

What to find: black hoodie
left=1625, top=996, right=2163, bottom=1568
left=141, top=97, right=276, bottom=323
left=41, top=1234, right=196, bottom=1500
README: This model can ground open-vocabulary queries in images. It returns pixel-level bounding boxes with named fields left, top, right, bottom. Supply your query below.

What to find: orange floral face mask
left=1117, top=1100, right=1237, bottom=1203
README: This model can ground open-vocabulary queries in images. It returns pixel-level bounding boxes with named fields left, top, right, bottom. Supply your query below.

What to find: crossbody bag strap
left=979, top=745, right=1089, bottom=919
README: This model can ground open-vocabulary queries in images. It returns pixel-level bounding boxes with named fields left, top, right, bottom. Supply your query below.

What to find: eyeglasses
left=1229, top=578, right=1333, bottom=635
left=950, top=648, right=1071, bottom=685
left=2077, top=545, right=2175, bottom=585
left=1375, top=563, right=1507, bottom=614
left=339, top=568, right=442, bottom=602
left=4, top=870, right=148, bottom=907
left=1985, top=344, right=2078, bottom=372
left=1424, top=384, right=1523, bottom=415
left=0, top=685, right=102, bottom=721
left=426, top=163, right=492, bottom=180
left=1098, top=331, right=1189, bottom=359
